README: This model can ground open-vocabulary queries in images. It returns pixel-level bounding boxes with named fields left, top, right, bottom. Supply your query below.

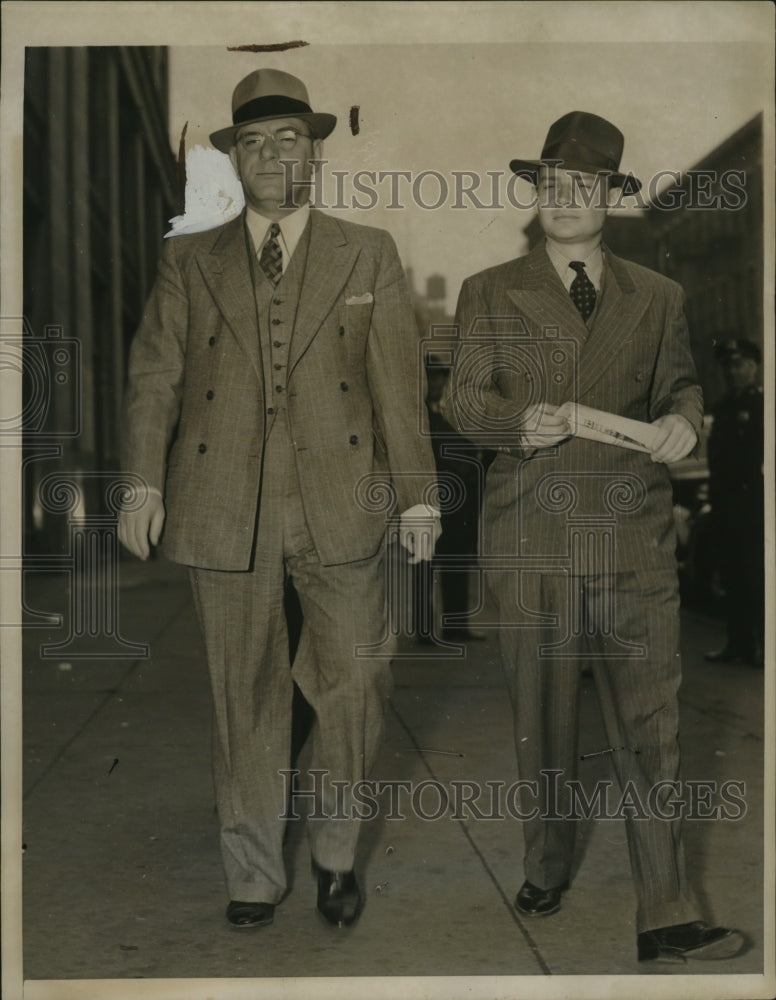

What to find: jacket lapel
left=289, top=210, right=360, bottom=373
left=196, top=213, right=261, bottom=379
left=573, top=247, right=652, bottom=399
left=506, top=243, right=653, bottom=403
left=506, top=244, right=590, bottom=343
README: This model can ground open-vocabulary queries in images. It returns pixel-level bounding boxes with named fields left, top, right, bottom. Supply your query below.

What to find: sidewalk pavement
left=15, top=553, right=773, bottom=998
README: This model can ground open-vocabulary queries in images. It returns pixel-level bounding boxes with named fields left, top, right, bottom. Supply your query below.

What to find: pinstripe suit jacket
left=121, top=209, right=435, bottom=570
left=441, top=243, right=704, bottom=572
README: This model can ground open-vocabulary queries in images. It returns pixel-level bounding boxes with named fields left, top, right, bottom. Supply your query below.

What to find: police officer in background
left=705, top=338, right=764, bottom=667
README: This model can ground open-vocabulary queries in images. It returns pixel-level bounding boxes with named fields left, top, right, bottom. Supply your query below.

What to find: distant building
left=406, top=267, right=454, bottom=339
left=646, top=114, right=763, bottom=407
left=23, top=47, right=177, bottom=553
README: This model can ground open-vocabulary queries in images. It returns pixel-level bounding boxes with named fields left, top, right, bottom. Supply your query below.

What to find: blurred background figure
left=704, top=338, right=764, bottom=667
left=414, top=361, right=493, bottom=643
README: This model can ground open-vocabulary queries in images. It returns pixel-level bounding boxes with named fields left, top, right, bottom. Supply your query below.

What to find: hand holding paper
left=648, top=413, right=698, bottom=463
left=554, top=402, right=696, bottom=463
left=520, top=402, right=572, bottom=448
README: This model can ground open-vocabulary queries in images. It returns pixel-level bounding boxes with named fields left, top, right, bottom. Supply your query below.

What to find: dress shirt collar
left=545, top=238, right=604, bottom=292
left=246, top=203, right=311, bottom=272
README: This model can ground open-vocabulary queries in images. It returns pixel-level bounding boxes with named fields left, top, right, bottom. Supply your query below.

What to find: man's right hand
left=520, top=402, right=571, bottom=449
left=118, top=490, right=166, bottom=561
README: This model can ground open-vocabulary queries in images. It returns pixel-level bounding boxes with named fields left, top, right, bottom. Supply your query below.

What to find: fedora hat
left=209, top=69, right=336, bottom=152
left=509, top=111, right=641, bottom=192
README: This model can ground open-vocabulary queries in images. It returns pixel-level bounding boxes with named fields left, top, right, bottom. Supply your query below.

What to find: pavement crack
left=387, top=699, right=553, bottom=976
left=23, top=593, right=193, bottom=801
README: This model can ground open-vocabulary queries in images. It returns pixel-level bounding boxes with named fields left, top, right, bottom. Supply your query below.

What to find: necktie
left=260, top=222, right=283, bottom=285
left=569, top=261, right=596, bottom=321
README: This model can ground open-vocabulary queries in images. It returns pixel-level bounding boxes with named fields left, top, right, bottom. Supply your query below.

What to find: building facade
left=23, top=47, right=177, bottom=555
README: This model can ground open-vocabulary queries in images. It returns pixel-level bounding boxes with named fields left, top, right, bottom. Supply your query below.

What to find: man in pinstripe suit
left=118, top=69, right=439, bottom=930
left=442, top=112, right=743, bottom=962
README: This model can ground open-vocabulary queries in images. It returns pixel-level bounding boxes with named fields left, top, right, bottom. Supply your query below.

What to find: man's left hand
left=650, top=414, right=698, bottom=464
left=398, top=505, right=442, bottom=564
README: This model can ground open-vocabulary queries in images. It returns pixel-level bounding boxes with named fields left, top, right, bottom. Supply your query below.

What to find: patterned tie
left=259, top=222, right=283, bottom=285
left=569, top=261, right=596, bottom=321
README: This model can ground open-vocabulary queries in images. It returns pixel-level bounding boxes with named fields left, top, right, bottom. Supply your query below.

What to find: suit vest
left=248, top=220, right=312, bottom=437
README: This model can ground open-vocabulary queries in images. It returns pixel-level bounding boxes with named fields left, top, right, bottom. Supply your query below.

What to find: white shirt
left=246, top=202, right=311, bottom=271
left=545, top=238, right=604, bottom=292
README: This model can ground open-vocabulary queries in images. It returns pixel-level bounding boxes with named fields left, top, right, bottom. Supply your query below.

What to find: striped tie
left=569, top=261, right=596, bottom=321
left=260, top=222, right=283, bottom=285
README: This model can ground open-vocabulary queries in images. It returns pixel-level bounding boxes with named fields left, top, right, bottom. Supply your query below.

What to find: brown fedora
left=209, top=69, right=336, bottom=152
left=509, top=111, right=641, bottom=192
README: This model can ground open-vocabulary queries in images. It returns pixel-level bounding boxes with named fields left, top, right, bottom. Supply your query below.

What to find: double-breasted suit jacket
left=443, top=242, right=704, bottom=574
left=122, top=208, right=435, bottom=569
left=122, top=207, right=437, bottom=903
left=442, top=242, right=705, bottom=932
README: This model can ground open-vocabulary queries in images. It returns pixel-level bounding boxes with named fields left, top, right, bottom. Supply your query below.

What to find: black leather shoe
left=638, top=921, right=745, bottom=962
left=514, top=879, right=569, bottom=917
left=315, top=865, right=362, bottom=927
left=226, top=900, right=275, bottom=929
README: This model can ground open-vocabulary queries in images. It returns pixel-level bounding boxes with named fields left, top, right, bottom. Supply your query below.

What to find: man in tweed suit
left=442, top=112, right=743, bottom=962
left=119, top=69, right=439, bottom=929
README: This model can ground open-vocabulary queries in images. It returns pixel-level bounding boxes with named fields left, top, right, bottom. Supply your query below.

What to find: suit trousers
left=490, top=568, right=699, bottom=933
left=189, top=410, right=393, bottom=904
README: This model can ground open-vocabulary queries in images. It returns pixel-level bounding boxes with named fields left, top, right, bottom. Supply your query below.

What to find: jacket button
left=267, top=407, right=275, bottom=415
left=198, top=443, right=207, bottom=454
left=275, top=385, right=284, bottom=393
left=206, top=390, right=214, bottom=400
left=339, top=326, right=345, bottom=336
left=208, top=336, right=216, bottom=346
left=635, top=372, right=645, bottom=381
left=340, top=381, right=349, bottom=391
left=273, top=298, right=283, bottom=306
left=349, top=434, right=358, bottom=445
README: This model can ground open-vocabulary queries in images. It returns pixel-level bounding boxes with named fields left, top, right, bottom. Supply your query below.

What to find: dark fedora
left=210, top=69, right=336, bottom=152
left=509, top=111, right=641, bottom=192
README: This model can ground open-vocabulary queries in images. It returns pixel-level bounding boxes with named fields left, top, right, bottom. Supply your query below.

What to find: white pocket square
left=346, top=293, right=374, bottom=306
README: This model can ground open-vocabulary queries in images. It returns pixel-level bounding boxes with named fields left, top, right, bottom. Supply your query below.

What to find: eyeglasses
left=236, top=126, right=312, bottom=153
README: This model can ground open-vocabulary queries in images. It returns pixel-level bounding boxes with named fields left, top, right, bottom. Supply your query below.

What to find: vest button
left=272, top=317, right=283, bottom=325
left=274, top=363, right=282, bottom=370
left=208, top=336, right=216, bottom=346
left=273, top=340, right=282, bottom=348
left=198, top=443, right=207, bottom=454
left=340, top=381, right=349, bottom=391
left=339, top=326, right=345, bottom=336
left=273, top=298, right=283, bottom=306
left=275, top=385, right=284, bottom=393
left=349, top=434, right=358, bottom=445
left=206, top=390, right=214, bottom=400
left=267, top=407, right=275, bottom=415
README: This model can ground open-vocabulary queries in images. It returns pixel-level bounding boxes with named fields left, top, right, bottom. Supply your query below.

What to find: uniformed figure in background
left=704, top=338, right=764, bottom=667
